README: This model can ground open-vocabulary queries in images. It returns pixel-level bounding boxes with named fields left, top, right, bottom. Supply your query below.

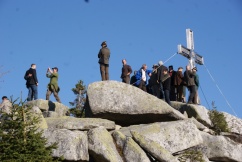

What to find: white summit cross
left=178, top=29, right=204, bottom=68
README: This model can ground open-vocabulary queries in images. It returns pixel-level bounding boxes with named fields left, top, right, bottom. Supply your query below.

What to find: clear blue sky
left=1, top=0, right=242, bottom=118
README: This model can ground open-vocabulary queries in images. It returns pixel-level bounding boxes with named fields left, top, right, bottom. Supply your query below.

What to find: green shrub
left=208, top=102, right=230, bottom=135
left=0, top=98, right=60, bottom=161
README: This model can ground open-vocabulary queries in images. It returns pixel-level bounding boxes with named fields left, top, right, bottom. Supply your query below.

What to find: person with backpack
left=135, top=64, right=152, bottom=92
left=24, top=64, right=38, bottom=101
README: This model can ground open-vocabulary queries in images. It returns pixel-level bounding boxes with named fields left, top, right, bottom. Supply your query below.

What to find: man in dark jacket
left=120, top=59, right=132, bottom=84
left=24, top=64, right=38, bottom=101
left=162, top=68, right=171, bottom=105
left=149, top=64, right=160, bottom=98
left=169, top=65, right=177, bottom=101
left=185, top=65, right=196, bottom=104
left=98, top=41, right=110, bottom=81
left=174, top=67, right=184, bottom=102
left=157, top=60, right=167, bottom=99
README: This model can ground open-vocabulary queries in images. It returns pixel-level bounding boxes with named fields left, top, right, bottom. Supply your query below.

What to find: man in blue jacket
left=135, top=64, right=152, bottom=92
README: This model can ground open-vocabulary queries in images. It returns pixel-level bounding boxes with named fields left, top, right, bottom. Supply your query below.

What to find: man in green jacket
left=46, top=67, right=61, bottom=103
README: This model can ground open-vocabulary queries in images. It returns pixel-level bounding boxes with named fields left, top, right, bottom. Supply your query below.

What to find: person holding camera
left=46, top=67, right=61, bottom=103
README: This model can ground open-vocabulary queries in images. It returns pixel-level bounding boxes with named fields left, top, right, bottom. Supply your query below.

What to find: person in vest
left=120, top=59, right=132, bottom=84
left=46, top=67, right=61, bottom=103
left=135, top=64, right=152, bottom=92
left=98, top=41, right=110, bottom=81
left=24, top=64, right=38, bottom=101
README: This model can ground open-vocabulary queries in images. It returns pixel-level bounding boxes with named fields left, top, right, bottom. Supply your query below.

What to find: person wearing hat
left=46, top=67, right=61, bottom=103
left=98, top=41, right=110, bottom=81
left=120, top=59, right=132, bottom=84
left=174, top=67, right=184, bottom=102
left=0, top=96, right=12, bottom=115
left=147, top=64, right=158, bottom=97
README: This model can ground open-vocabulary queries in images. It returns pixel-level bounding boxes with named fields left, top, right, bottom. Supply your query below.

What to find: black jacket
left=24, top=68, right=38, bottom=85
left=162, top=74, right=171, bottom=90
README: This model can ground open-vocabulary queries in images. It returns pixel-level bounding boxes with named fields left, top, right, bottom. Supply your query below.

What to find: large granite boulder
left=45, top=116, right=115, bottom=130
left=201, top=131, right=242, bottom=161
left=43, top=128, right=89, bottom=161
left=26, top=99, right=69, bottom=117
left=222, top=112, right=242, bottom=135
left=88, top=126, right=124, bottom=162
left=123, top=120, right=203, bottom=154
left=30, top=106, right=48, bottom=129
left=86, top=81, right=185, bottom=126
left=171, top=101, right=212, bottom=127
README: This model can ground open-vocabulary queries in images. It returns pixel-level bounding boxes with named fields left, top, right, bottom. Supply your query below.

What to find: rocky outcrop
left=45, top=116, right=115, bottom=130
left=27, top=99, right=69, bottom=117
left=86, top=80, right=185, bottom=126
left=24, top=81, right=242, bottom=162
left=171, top=101, right=212, bottom=127
left=201, top=131, right=242, bottom=161
left=88, top=126, right=123, bottom=162
left=43, top=128, right=89, bottom=161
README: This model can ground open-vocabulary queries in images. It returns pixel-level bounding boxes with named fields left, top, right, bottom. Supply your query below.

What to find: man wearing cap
left=24, top=64, right=38, bottom=101
left=149, top=64, right=160, bottom=98
left=46, top=67, right=61, bottom=103
left=174, top=67, right=184, bottom=102
left=120, top=59, right=132, bottom=84
left=98, top=41, right=110, bottom=81
left=157, top=60, right=167, bottom=99
left=0, top=96, right=12, bottom=115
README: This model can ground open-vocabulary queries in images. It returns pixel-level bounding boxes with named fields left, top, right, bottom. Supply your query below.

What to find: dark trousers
left=164, top=89, right=171, bottom=105
left=100, top=63, right=109, bottom=81
left=138, top=80, right=147, bottom=92
left=159, top=82, right=164, bottom=99
left=151, top=84, right=160, bottom=98
left=176, top=85, right=183, bottom=102
left=188, top=85, right=196, bottom=103
left=122, top=76, right=130, bottom=84
left=27, top=84, right=38, bottom=101
left=170, top=85, right=177, bottom=101
left=46, top=87, right=61, bottom=103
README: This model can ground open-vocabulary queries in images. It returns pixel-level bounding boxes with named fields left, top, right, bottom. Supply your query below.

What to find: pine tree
left=69, top=80, right=86, bottom=117
left=0, top=97, right=59, bottom=161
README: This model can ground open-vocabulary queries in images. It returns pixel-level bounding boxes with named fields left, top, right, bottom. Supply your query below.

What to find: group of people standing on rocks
left=98, top=41, right=200, bottom=106
left=24, top=64, right=61, bottom=103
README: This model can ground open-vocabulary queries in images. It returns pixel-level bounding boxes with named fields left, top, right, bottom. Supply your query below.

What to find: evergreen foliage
left=69, top=80, right=86, bottom=118
left=0, top=98, right=59, bottom=161
left=208, top=101, right=230, bottom=135
left=178, top=150, right=205, bottom=162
